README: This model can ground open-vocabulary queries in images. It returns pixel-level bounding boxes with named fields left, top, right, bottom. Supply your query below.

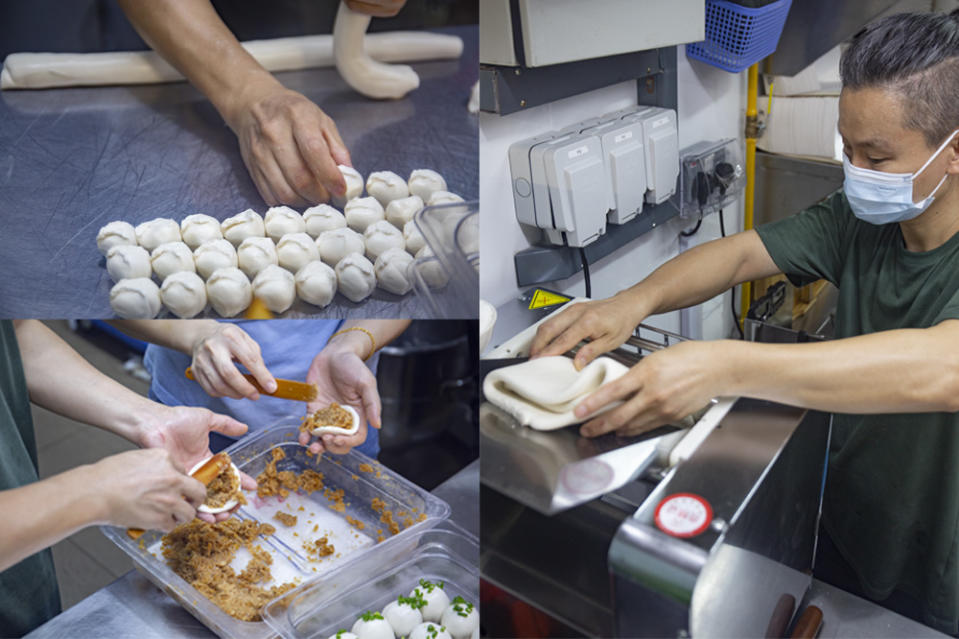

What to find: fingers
left=321, top=122, right=352, bottom=173
left=230, top=333, right=276, bottom=394
left=272, top=125, right=332, bottom=204
left=322, top=430, right=363, bottom=455
left=575, top=371, right=639, bottom=420
left=239, top=471, right=257, bottom=491
left=292, top=117, right=347, bottom=200
left=530, top=306, right=587, bottom=359
left=360, top=383, right=382, bottom=430
left=207, top=412, right=249, bottom=439
left=345, top=0, right=405, bottom=17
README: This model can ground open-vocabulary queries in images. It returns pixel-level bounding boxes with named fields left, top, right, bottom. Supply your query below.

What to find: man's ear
left=946, top=133, right=959, bottom=175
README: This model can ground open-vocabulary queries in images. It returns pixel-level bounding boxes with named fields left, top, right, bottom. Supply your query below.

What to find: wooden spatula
left=184, top=367, right=318, bottom=402
left=126, top=452, right=231, bottom=539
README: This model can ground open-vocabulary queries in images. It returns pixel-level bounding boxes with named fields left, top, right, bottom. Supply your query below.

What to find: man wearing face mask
left=530, top=10, right=959, bottom=633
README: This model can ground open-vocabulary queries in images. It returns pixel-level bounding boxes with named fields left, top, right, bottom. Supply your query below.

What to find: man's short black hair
left=840, top=10, right=959, bottom=146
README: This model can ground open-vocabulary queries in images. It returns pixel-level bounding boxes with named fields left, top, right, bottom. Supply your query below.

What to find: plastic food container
left=410, top=200, right=479, bottom=318
left=262, top=521, right=479, bottom=639
left=101, top=423, right=450, bottom=639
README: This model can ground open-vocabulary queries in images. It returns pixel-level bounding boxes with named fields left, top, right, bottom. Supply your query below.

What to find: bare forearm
left=330, top=320, right=411, bottom=359
left=110, top=320, right=222, bottom=354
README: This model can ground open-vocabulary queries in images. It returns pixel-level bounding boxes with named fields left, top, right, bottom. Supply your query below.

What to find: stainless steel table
left=25, top=459, right=478, bottom=639
left=0, top=26, right=477, bottom=319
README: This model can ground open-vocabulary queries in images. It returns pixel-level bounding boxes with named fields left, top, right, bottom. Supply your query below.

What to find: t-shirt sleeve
left=754, top=189, right=852, bottom=288
left=934, top=289, right=959, bottom=324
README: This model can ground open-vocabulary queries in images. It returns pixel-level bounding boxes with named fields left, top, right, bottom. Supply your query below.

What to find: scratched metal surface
left=0, top=26, right=478, bottom=319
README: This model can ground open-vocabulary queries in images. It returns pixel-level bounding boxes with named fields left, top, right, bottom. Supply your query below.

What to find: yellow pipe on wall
left=741, top=62, right=759, bottom=327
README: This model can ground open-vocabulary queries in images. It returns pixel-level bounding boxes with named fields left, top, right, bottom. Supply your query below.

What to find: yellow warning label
left=528, top=289, right=571, bottom=310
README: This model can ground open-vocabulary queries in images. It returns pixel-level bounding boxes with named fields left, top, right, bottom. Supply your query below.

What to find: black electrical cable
left=579, top=246, right=592, bottom=298
left=680, top=207, right=704, bottom=237
left=719, top=209, right=745, bottom=339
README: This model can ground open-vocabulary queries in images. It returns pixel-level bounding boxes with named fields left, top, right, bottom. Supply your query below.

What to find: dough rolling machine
left=480, top=299, right=831, bottom=638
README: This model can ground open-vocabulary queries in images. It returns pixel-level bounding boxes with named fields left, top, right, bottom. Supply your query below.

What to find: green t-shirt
left=0, top=321, right=61, bottom=636
left=756, top=190, right=959, bottom=633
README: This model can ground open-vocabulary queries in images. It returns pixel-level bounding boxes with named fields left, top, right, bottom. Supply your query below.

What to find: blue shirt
left=144, top=320, right=379, bottom=457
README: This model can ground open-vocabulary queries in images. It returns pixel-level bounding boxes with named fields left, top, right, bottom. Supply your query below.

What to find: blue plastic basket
left=686, top=0, right=793, bottom=73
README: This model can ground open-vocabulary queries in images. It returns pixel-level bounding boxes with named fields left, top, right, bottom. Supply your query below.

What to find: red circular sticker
left=654, top=493, right=713, bottom=538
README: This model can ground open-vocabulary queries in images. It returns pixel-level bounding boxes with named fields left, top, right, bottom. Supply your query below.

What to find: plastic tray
left=410, top=199, right=479, bottom=318
left=262, top=521, right=479, bottom=639
left=101, top=423, right=450, bottom=639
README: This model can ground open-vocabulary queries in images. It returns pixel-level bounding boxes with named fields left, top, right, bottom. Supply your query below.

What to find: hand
left=530, top=297, right=646, bottom=370
left=573, top=340, right=728, bottom=438
left=190, top=323, right=277, bottom=400
left=225, top=74, right=351, bottom=206
left=88, top=448, right=206, bottom=532
left=299, top=338, right=380, bottom=456
left=345, top=0, right=406, bottom=17
left=138, top=404, right=256, bottom=523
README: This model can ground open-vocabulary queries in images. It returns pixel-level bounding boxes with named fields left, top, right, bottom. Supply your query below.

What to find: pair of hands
left=224, top=0, right=406, bottom=206
left=530, top=298, right=728, bottom=438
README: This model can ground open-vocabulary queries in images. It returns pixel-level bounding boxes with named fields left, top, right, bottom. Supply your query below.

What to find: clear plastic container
left=101, top=423, right=450, bottom=639
left=262, top=521, right=479, bottom=639
left=410, top=200, right=479, bottom=318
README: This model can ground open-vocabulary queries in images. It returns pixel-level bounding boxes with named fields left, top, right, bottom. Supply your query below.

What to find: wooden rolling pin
left=184, top=367, right=317, bottom=402
left=126, top=452, right=231, bottom=539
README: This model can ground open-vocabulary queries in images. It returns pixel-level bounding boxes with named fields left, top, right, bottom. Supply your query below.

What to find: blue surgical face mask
left=843, top=130, right=957, bottom=225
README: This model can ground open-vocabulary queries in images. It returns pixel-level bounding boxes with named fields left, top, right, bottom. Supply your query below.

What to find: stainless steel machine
left=480, top=301, right=830, bottom=638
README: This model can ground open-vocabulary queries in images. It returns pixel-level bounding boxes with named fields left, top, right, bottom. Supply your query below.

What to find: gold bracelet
left=330, top=326, right=376, bottom=361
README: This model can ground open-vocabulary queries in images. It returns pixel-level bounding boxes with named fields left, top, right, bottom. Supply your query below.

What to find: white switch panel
left=583, top=120, right=647, bottom=224
left=626, top=108, right=679, bottom=205
left=543, top=135, right=607, bottom=247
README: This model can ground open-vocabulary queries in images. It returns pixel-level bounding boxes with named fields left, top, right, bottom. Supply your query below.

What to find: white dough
left=333, top=1, right=420, bottom=99
left=410, top=580, right=450, bottom=623
left=206, top=267, right=252, bottom=317
left=364, top=220, right=405, bottom=261
left=237, top=237, right=278, bottom=278
left=344, top=197, right=385, bottom=233
left=403, top=220, right=426, bottom=255
left=221, top=209, right=266, bottom=246
left=427, top=191, right=465, bottom=207
left=382, top=600, right=422, bottom=638
left=335, top=253, right=376, bottom=303
left=407, top=169, right=447, bottom=202
left=303, top=203, right=347, bottom=238
left=385, top=195, right=424, bottom=229
left=440, top=598, right=478, bottom=639
left=414, top=246, right=449, bottom=288
left=150, top=241, right=196, bottom=281
left=276, top=232, right=320, bottom=272
left=110, top=278, right=161, bottom=319
left=351, top=615, right=395, bottom=639
left=409, top=623, right=452, bottom=639
left=194, top=239, right=238, bottom=279
left=190, top=459, right=242, bottom=514
left=135, top=218, right=181, bottom=252
left=264, top=206, right=306, bottom=242
left=180, top=214, right=223, bottom=249
left=317, top=227, right=365, bottom=266
left=160, top=271, right=207, bottom=318
left=97, top=221, right=137, bottom=255
left=252, top=264, right=296, bottom=313
left=294, top=260, right=337, bottom=308
left=106, top=244, right=151, bottom=282
left=366, top=171, right=409, bottom=207
left=374, top=248, right=414, bottom=296
left=332, top=164, right=365, bottom=208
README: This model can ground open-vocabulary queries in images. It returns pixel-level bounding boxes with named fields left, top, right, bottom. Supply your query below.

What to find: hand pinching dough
left=303, top=203, right=347, bottom=238
left=407, top=169, right=447, bottom=202
left=276, top=232, right=320, bottom=272
left=333, top=164, right=364, bottom=208
left=206, top=267, right=252, bottom=317
left=363, top=220, right=405, bottom=261
left=106, top=245, right=151, bottom=282
left=194, top=239, right=238, bottom=279
left=237, top=237, right=278, bottom=278
left=344, top=197, right=385, bottom=233
left=385, top=195, right=424, bottom=229
left=294, top=260, right=337, bottom=307
left=135, top=218, right=181, bottom=252
left=318, top=227, right=365, bottom=266
left=180, top=214, right=223, bottom=249
left=252, top=264, right=296, bottom=313
left=335, top=252, right=376, bottom=302
left=366, top=171, right=409, bottom=207
left=221, top=209, right=266, bottom=246
left=403, top=220, right=426, bottom=255
left=374, top=247, right=414, bottom=295
left=264, top=206, right=306, bottom=242
left=150, top=241, right=196, bottom=281
left=110, top=278, right=162, bottom=319
left=160, top=271, right=207, bottom=318
left=97, top=221, right=137, bottom=255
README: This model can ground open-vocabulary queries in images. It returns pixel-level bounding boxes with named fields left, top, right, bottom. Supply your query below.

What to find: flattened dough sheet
left=483, top=356, right=629, bottom=431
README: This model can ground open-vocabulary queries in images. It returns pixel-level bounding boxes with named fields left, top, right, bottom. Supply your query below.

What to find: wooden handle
left=126, top=453, right=231, bottom=540
left=184, top=367, right=317, bottom=402
left=789, top=605, right=823, bottom=639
